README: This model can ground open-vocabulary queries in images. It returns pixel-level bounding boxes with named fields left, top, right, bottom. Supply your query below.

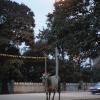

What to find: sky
left=11, top=0, right=54, bottom=53
left=12, top=0, right=54, bottom=38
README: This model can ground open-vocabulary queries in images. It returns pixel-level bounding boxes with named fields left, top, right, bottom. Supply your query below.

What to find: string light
left=0, top=53, right=47, bottom=60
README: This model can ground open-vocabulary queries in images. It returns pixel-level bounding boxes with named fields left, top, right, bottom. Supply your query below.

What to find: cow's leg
left=58, top=82, right=61, bottom=100
left=58, top=90, right=60, bottom=100
left=49, top=91, right=51, bottom=100
left=52, top=91, right=55, bottom=100
left=46, top=91, right=48, bottom=100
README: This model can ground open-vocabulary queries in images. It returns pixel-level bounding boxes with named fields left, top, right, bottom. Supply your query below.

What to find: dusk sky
left=12, top=0, right=54, bottom=37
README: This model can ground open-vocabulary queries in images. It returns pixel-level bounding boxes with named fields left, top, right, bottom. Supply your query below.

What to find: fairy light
left=0, top=53, right=47, bottom=60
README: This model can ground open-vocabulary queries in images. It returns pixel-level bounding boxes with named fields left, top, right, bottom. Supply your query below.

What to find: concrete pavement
left=0, top=92, right=100, bottom=100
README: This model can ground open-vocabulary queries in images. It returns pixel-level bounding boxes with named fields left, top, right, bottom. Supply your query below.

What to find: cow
left=41, top=73, right=60, bottom=100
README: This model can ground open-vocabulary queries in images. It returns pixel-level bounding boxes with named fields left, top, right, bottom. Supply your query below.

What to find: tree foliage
left=38, top=0, right=100, bottom=82
left=0, top=0, right=35, bottom=48
left=0, top=0, right=35, bottom=93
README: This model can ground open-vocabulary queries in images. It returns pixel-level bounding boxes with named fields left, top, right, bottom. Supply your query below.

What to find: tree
left=39, top=0, right=100, bottom=82
left=0, top=0, right=35, bottom=94
left=0, top=0, right=35, bottom=48
left=0, top=46, right=23, bottom=94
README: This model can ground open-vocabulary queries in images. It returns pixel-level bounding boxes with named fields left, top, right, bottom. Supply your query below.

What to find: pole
left=45, top=56, right=47, bottom=74
left=44, top=56, right=48, bottom=97
left=55, top=47, right=59, bottom=79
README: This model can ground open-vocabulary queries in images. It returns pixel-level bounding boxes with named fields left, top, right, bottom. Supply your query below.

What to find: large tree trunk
left=1, top=79, right=9, bottom=94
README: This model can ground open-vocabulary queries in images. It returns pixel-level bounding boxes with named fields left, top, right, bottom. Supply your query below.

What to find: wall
left=13, top=82, right=94, bottom=93
left=65, top=83, right=95, bottom=91
left=13, top=82, right=45, bottom=93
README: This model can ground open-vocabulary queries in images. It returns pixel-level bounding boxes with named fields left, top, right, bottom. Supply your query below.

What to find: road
left=0, top=92, right=100, bottom=100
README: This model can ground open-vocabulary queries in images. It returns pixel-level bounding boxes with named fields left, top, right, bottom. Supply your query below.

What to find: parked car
left=89, top=82, right=100, bottom=94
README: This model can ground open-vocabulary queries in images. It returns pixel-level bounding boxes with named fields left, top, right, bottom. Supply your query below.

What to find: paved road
left=0, top=92, right=100, bottom=100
